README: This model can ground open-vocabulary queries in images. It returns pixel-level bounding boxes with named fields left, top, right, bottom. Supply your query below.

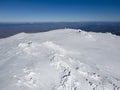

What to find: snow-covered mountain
left=0, top=29, right=120, bottom=90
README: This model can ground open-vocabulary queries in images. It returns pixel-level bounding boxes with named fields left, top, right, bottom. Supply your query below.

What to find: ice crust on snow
left=0, top=29, right=120, bottom=90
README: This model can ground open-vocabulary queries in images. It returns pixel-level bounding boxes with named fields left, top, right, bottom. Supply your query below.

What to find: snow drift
left=0, top=29, right=120, bottom=90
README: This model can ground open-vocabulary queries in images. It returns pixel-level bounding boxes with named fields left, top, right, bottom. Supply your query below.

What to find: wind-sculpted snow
left=0, top=29, right=120, bottom=90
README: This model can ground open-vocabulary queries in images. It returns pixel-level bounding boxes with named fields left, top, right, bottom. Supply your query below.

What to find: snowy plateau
left=0, top=29, right=120, bottom=90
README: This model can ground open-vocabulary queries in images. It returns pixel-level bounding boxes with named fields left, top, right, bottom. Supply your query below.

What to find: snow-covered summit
left=0, top=29, right=120, bottom=90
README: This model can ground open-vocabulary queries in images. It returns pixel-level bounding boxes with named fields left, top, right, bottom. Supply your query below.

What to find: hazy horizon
left=0, top=21, right=120, bottom=24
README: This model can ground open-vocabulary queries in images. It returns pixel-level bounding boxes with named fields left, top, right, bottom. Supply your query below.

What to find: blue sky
left=0, top=0, right=120, bottom=22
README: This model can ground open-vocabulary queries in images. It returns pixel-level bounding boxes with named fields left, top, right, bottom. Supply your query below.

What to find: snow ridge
left=0, top=29, right=120, bottom=90
left=42, top=41, right=120, bottom=90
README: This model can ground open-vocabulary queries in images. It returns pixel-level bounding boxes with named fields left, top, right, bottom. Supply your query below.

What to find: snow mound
left=0, top=29, right=120, bottom=90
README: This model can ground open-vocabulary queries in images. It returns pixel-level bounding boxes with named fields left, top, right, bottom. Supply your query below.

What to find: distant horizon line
left=0, top=21, right=120, bottom=24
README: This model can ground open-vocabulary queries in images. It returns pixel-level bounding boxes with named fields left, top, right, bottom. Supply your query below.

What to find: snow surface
left=0, top=29, right=120, bottom=90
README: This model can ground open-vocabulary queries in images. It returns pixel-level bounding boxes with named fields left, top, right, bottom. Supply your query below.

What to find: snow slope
left=0, top=29, right=120, bottom=90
